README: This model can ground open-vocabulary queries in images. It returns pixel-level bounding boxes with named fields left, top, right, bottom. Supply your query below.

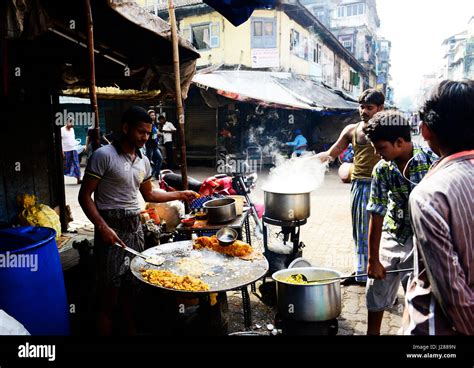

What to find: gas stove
left=262, top=215, right=306, bottom=275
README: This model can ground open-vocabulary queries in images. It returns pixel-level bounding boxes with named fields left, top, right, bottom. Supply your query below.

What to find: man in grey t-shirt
left=79, top=106, right=196, bottom=335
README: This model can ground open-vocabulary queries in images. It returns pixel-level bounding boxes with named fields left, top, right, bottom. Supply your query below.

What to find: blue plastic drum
left=0, top=226, right=70, bottom=335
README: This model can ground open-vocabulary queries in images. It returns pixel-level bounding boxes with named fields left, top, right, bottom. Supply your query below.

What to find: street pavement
left=65, top=164, right=406, bottom=335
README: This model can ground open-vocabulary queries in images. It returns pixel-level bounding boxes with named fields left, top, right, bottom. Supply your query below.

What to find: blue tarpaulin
left=203, top=0, right=276, bottom=26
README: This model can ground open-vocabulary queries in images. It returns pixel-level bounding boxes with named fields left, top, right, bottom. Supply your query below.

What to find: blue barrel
left=0, top=226, right=70, bottom=335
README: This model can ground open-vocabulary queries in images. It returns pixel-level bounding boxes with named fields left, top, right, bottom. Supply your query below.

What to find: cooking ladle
left=114, top=242, right=165, bottom=267
left=292, top=268, right=414, bottom=283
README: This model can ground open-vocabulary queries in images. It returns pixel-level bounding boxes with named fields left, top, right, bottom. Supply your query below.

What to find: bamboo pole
left=84, top=0, right=100, bottom=151
left=167, top=0, right=189, bottom=191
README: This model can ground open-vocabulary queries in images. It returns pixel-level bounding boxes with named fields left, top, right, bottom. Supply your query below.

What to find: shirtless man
left=315, top=89, right=384, bottom=285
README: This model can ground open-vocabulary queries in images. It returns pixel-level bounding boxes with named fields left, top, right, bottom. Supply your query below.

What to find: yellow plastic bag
left=17, top=194, right=61, bottom=239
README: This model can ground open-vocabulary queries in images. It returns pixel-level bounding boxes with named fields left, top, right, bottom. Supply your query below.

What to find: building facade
left=302, top=0, right=392, bottom=96
left=135, top=0, right=366, bottom=164
left=376, top=38, right=392, bottom=103
left=140, top=0, right=367, bottom=99
left=442, top=17, right=474, bottom=81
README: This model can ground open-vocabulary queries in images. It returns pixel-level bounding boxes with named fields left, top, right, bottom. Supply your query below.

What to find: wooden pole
left=84, top=0, right=100, bottom=151
left=51, top=93, right=68, bottom=233
left=167, top=0, right=189, bottom=191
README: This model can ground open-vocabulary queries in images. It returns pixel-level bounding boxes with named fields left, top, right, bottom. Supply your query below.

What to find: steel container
left=203, top=198, right=237, bottom=224
left=263, top=190, right=311, bottom=222
left=272, top=267, right=342, bottom=322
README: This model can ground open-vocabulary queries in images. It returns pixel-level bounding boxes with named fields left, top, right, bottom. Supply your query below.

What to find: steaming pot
left=263, top=189, right=311, bottom=222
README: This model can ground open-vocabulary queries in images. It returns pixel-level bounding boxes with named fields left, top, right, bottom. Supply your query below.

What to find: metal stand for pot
left=262, top=216, right=307, bottom=275
left=255, top=216, right=307, bottom=306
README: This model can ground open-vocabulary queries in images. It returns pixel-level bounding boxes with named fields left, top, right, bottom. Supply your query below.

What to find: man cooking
left=314, top=89, right=384, bottom=285
left=78, top=106, right=196, bottom=335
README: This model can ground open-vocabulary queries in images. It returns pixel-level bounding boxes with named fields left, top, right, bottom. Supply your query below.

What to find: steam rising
left=263, top=152, right=328, bottom=194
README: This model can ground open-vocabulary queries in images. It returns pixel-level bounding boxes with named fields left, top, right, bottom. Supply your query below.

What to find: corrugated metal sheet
left=193, top=70, right=359, bottom=111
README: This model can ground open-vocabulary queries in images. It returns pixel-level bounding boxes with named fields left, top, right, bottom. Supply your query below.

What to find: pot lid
left=288, top=257, right=312, bottom=269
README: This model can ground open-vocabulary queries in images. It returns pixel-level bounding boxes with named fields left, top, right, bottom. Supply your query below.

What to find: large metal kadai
left=131, top=240, right=268, bottom=293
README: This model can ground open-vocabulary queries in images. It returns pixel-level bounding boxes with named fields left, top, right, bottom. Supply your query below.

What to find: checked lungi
left=350, top=178, right=372, bottom=282
left=63, top=150, right=81, bottom=178
left=94, top=209, right=144, bottom=289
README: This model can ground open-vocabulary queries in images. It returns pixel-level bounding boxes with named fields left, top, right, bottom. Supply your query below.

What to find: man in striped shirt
left=403, top=80, right=474, bottom=335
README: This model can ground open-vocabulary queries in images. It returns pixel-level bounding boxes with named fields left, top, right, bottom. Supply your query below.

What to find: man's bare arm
left=367, top=213, right=386, bottom=279
left=139, top=180, right=197, bottom=203
left=315, top=124, right=355, bottom=162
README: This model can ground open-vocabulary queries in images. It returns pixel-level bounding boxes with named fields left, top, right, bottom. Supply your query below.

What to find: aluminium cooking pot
left=203, top=198, right=237, bottom=224
left=263, top=190, right=311, bottom=222
left=272, top=267, right=342, bottom=322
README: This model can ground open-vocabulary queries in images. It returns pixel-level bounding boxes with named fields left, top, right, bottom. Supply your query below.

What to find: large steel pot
left=203, top=198, right=237, bottom=224
left=263, top=190, right=310, bottom=222
left=272, top=267, right=341, bottom=322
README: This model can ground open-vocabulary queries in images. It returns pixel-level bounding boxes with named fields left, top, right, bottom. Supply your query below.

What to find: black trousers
left=165, top=141, right=174, bottom=168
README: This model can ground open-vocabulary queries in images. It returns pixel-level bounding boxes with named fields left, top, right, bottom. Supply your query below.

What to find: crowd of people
left=61, top=109, right=177, bottom=185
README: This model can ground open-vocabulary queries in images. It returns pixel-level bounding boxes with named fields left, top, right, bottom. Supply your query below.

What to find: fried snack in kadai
left=140, top=269, right=209, bottom=291
left=193, top=236, right=253, bottom=257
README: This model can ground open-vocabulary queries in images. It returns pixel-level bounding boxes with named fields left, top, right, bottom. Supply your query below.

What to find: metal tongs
left=114, top=242, right=164, bottom=266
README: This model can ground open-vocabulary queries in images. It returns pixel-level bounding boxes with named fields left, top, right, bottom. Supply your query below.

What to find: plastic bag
left=0, top=310, right=30, bottom=335
left=17, top=194, right=61, bottom=239
left=146, top=200, right=184, bottom=232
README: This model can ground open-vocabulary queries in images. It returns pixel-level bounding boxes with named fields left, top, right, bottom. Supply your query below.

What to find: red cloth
left=199, top=176, right=236, bottom=196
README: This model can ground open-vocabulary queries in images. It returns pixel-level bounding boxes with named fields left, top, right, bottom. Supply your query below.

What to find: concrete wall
left=178, top=9, right=327, bottom=78
left=322, top=43, right=335, bottom=85
left=176, top=7, right=362, bottom=95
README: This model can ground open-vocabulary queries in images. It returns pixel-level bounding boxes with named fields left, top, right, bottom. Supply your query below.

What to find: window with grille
left=337, top=3, right=365, bottom=17
left=251, top=18, right=276, bottom=48
left=339, top=35, right=354, bottom=53
left=183, top=23, right=220, bottom=50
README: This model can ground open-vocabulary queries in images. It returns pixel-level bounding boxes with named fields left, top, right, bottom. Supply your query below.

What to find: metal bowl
left=216, top=227, right=238, bottom=247
left=180, top=214, right=196, bottom=227
left=203, top=198, right=236, bottom=223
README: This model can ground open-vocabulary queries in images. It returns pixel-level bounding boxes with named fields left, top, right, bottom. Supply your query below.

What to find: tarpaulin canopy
left=193, top=70, right=359, bottom=111
left=1, top=0, right=200, bottom=98
left=203, top=0, right=276, bottom=26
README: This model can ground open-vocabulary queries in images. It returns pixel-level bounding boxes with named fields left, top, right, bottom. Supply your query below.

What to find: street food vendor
left=78, top=106, right=197, bottom=335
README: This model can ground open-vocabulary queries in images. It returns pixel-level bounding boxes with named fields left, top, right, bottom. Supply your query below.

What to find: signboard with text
left=251, top=48, right=280, bottom=68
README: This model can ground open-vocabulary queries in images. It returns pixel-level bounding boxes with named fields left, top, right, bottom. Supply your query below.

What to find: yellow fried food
left=280, top=274, right=325, bottom=285
left=193, top=236, right=253, bottom=257
left=282, top=274, right=309, bottom=284
left=140, top=269, right=210, bottom=291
